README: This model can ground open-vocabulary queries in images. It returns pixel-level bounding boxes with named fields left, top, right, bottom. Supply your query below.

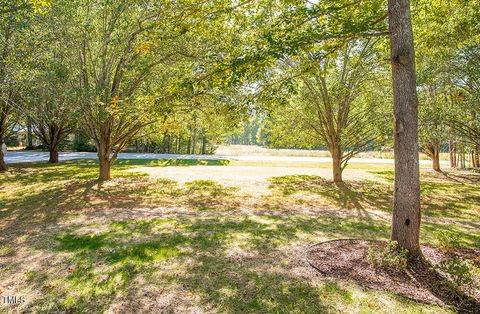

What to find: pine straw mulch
left=306, top=239, right=480, bottom=313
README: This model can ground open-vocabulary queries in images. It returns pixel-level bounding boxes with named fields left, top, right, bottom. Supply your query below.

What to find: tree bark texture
left=449, top=140, right=455, bottom=168
left=49, top=149, right=59, bottom=163
left=473, top=145, right=479, bottom=168
left=98, top=147, right=111, bottom=180
left=0, top=110, right=8, bottom=171
left=0, top=139, right=6, bottom=171
left=330, top=144, right=343, bottom=183
left=26, top=117, right=34, bottom=150
left=425, top=143, right=441, bottom=172
left=388, top=0, right=422, bottom=256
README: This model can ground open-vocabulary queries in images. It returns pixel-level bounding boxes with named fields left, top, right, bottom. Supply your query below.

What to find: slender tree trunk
left=0, top=104, right=8, bottom=171
left=26, top=117, right=33, bottom=150
left=0, top=149, right=6, bottom=171
left=388, top=0, right=422, bottom=256
left=201, top=135, right=207, bottom=155
left=459, top=144, right=465, bottom=168
left=330, top=143, right=343, bottom=183
left=432, top=143, right=440, bottom=172
left=453, top=142, right=457, bottom=168
left=473, top=144, right=479, bottom=168
left=186, top=136, right=191, bottom=155
left=449, top=140, right=454, bottom=168
left=0, top=133, right=6, bottom=171
left=167, top=134, right=172, bottom=154
left=192, top=127, right=197, bottom=155
left=470, top=150, right=474, bottom=168
left=49, top=148, right=59, bottom=163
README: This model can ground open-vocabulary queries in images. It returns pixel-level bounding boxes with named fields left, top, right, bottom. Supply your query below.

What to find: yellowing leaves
left=136, top=42, right=154, bottom=55
left=29, top=0, right=52, bottom=13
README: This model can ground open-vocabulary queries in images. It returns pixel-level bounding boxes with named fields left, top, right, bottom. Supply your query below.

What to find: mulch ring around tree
left=306, top=239, right=480, bottom=313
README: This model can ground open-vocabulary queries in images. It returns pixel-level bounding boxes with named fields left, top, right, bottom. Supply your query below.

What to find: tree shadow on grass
left=407, top=257, right=480, bottom=313
left=435, top=170, right=480, bottom=184
left=307, top=240, right=480, bottom=313
left=183, top=180, right=240, bottom=210
left=422, top=222, right=480, bottom=249
left=0, top=169, right=240, bottom=222
left=23, top=231, right=187, bottom=313
left=268, top=175, right=392, bottom=214
left=371, top=170, right=480, bottom=220
left=19, top=213, right=396, bottom=313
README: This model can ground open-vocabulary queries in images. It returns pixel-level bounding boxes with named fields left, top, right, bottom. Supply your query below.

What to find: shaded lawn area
left=268, top=171, right=480, bottom=221
left=0, top=160, right=478, bottom=313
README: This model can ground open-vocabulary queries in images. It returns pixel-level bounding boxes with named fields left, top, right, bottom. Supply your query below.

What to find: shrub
left=435, top=230, right=460, bottom=252
left=367, top=240, right=408, bottom=270
left=73, top=132, right=96, bottom=152
left=437, top=257, right=480, bottom=292
left=4, top=135, right=20, bottom=147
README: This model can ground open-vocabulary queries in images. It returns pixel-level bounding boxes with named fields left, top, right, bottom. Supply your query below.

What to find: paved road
left=3, top=151, right=448, bottom=165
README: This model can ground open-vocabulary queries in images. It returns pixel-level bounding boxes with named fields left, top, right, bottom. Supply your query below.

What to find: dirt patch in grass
left=306, top=239, right=480, bottom=313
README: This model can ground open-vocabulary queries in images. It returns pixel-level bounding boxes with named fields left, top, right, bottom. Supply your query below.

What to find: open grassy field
left=0, top=159, right=478, bottom=313
left=216, top=145, right=451, bottom=160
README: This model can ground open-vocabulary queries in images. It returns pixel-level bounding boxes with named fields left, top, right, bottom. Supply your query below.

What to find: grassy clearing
left=0, top=159, right=478, bottom=313
left=229, top=160, right=438, bottom=170
left=216, top=144, right=450, bottom=160
left=229, top=160, right=396, bottom=170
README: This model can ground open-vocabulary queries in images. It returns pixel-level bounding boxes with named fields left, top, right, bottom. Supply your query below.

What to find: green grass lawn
left=0, top=159, right=478, bottom=313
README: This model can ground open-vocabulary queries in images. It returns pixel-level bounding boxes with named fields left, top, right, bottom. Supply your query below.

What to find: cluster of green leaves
left=413, top=0, right=480, bottom=166
left=437, top=257, right=480, bottom=292
left=260, top=39, right=391, bottom=160
left=367, top=240, right=409, bottom=271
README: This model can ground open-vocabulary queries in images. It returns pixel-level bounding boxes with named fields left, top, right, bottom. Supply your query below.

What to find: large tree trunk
left=98, top=156, right=111, bottom=180
left=99, top=159, right=111, bottom=180
left=49, top=148, right=59, bottom=163
left=330, top=143, right=343, bottom=183
left=388, top=0, right=422, bottom=256
left=98, top=143, right=111, bottom=180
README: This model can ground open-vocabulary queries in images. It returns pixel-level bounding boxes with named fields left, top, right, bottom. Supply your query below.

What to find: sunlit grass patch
left=0, top=244, right=14, bottom=256
left=115, top=158, right=230, bottom=167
